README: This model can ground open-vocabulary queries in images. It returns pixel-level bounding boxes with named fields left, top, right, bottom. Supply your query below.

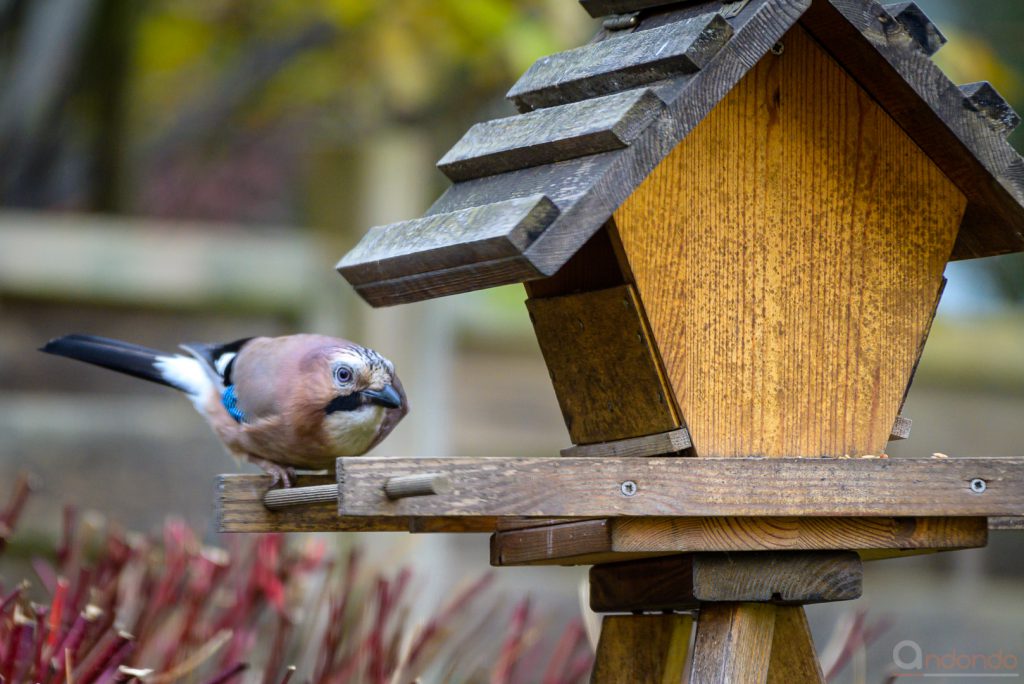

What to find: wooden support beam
left=217, top=475, right=496, bottom=533
left=590, top=614, right=692, bottom=684
left=691, top=603, right=776, bottom=684
left=767, top=606, right=825, bottom=684
left=336, top=456, right=1024, bottom=518
left=491, top=516, right=987, bottom=566
left=589, top=552, right=862, bottom=612
left=506, top=12, right=734, bottom=111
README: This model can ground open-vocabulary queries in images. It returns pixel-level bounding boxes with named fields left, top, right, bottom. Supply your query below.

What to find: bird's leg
left=247, top=456, right=297, bottom=489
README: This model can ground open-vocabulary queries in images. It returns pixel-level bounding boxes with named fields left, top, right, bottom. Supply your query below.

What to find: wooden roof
left=339, top=0, right=1024, bottom=307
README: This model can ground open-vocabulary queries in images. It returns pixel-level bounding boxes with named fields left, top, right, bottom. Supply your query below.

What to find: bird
left=39, top=333, right=408, bottom=487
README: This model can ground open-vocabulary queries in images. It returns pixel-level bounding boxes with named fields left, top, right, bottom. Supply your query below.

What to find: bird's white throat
left=323, top=404, right=386, bottom=455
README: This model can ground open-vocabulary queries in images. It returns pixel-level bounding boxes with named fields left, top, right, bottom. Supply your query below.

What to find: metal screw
left=620, top=480, right=638, bottom=497
left=969, top=478, right=987, bottom=494
left=771, top=41, right=784, bottom=55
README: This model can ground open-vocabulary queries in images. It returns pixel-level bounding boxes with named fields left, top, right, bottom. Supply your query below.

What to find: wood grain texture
left=338, top=194, right=558, bottom=288
left=528, top=284, right=680, bottom=443
left=523, top=222, right=632, bottom=298
left=340, top=0, right=808, bottom=306
left=336, top=456, right=1024, bottom=518
left=802, top=0, right=1024, bottom=260
left=889, top=416, right=912, bottom=441
left=507, top=13, right=734, bottom=111
left=491, top=516, right=987, bottom=566
left=881, top=2, right=946, bottom=55
left=218, top=475, right=496, bottom=533
left=691, top=603, right=776, bottom=684
left=612, top=25, right=966, bottom=458
left=590, top=551, right=861, bottom=611
left=560, top=428, right=692, bottom=457
left=438, top=89, right=666, bottom=182
left=960, top=82, right=1021, bottom=136
left=590, top=614, right=692, bottom=684
left=989, top=517, right=1024, bottom=531
left=766, top=606, right=824, bottom=684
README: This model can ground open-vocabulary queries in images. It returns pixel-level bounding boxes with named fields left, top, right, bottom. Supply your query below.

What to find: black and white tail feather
left=40, top=334, right=250, bottom=410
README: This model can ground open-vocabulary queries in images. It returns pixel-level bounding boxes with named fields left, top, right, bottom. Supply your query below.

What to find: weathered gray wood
left=882, top=2, right=946, bottom=55
left=263, top=484, right=337, bottom=510
left=383, top=473, right=452, bottom=499
left=337, top=194, right=559, bottom=287
left=889, top=415, right=911, bottom=441
left=589, top=551, right=862, bottom=611
left=339, top=0, right=809, bottom=305
left=989, top=516, right=1024, bottom=531
left=506, top=12, right=734, bottom=111
left=802, top=0, right=1024, bottom=260
left=438, top=89, right=665, bottom=182
left=218, top=474, right=497, bottom=533
left=560, top=428, right=692, bottom=457
left=960, top=81, right=1021, bottom=136
left=580, top=0, right=689, bottom=19
left=337, top=456, right=1024, bottom=518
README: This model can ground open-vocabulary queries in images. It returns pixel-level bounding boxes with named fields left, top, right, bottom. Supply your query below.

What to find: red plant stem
left=0, top=584, right=25, bottom=615
left=203, top=661, right=248, bottom=684
left=492, top=598, right=531, bottom=684
left=91, top=640, right=135, bottom=684
left=278, top=665, right=296, bottom=684
left=562, top=653, right=595, bottom=684
left=542, top=619, right=585, bottom=684
left=76, top=631, right=132, bottom=684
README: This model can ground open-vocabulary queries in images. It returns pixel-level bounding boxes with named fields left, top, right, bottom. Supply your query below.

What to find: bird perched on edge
left=40, top=334, right=408, bottom=487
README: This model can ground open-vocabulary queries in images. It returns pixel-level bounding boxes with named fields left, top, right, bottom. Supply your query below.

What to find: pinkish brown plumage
left=41, top=333, right=408, bottom=487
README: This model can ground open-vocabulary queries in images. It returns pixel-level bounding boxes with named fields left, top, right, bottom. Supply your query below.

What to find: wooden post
left=591, top=614, right=692, bottom=684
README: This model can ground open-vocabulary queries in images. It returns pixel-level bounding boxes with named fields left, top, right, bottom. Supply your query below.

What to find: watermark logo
left=893, top=640, right=1020, bottom=678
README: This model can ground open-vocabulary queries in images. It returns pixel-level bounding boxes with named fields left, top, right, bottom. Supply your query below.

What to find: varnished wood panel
left=527, top=284, right=681, bottom=443
left=590, top=551, right=861, bottom=612
left=767, top=606, right=824, bottom=684
left=612, top=25, right=966, bottom=457
left=490, top=516, right=987, bottom=566
left=336, top=456, right=1024, bottom=518
left=692, top=603, right=776, bottom=684
left=590, top=615, right=692, bottom=684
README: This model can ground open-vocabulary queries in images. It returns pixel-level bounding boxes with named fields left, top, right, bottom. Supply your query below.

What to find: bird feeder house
left=220, top=0, right=1024, bottom=679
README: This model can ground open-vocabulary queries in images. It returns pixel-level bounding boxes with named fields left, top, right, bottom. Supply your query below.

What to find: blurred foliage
left=0, top=0, right=588, bottom=223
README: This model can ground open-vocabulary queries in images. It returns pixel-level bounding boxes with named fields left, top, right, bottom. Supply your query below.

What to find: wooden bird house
left=221, top=0, right=1024, bottom=680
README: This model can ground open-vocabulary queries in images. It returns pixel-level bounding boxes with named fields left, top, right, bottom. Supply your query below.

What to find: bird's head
left=315, top=343, right=408, bottom=455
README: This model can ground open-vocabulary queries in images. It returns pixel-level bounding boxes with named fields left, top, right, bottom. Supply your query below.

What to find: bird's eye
left=334, top=366, right=354, bottom=384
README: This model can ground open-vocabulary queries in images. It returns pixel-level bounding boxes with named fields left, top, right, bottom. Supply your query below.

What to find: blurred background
left=0, top=0, right=1021, bottom=680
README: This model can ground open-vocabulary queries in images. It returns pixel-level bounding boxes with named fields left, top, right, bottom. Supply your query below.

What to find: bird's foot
left=248, top=457, right=297, bottom=489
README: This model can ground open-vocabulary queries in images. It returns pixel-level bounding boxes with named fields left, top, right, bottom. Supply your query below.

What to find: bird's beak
left=360, top=384, right=402, bottom=409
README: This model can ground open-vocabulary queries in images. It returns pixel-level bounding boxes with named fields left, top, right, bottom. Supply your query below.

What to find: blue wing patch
left=221, top=385, right=246, bottom=423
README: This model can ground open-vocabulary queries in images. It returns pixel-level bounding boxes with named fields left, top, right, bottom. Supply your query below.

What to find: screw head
left=969, top=478, right=987, bottom=494
left=620, top=480, right=638, bottom=497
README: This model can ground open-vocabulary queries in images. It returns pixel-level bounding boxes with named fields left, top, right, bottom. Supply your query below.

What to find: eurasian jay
left=40, top=334, right=408, bottom=487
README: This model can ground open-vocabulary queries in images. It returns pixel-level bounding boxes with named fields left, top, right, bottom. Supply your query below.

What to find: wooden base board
left=491, top=516, right=988, bottom=566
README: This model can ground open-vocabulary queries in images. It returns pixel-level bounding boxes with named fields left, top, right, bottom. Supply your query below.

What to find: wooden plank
left=336, top=456, right=1024, bottom=518
left=522, top=221, right=633, bottom=298
left=767, top=606, right=825, bottom=684
left=217, top=475, right=496, bottom=533
left=340, top=0, right=808, bottom=306
left=691, top=603, right=776, bottom=684
left=881, top=2, right=946, bottom=55
left=801, top=0, right=1024, bottom=260
left=506, top=12, right=735, bottom=111
left=437, top=89, right=665, bottom=182
left=889, top=416, right=911, bottom=441
left=590, top=614, right=692, bottom=684
left=590, top=551, right=861, bottom=612
left=960, top=81, right=1021, bottom=136
left=337, top=194, right=559, bottom=287
left=491, top=516, right=987, bottom=566
left=613, top=24, right=966, bottom=458
left=989, top=516, right=1024, bottom=531
left=560, top=428, right=692, bottom=458
left=528, top=284, right=680, bottom=444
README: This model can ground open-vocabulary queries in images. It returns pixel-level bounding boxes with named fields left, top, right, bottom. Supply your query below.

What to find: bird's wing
left=179, top=337, right=254, bottom=394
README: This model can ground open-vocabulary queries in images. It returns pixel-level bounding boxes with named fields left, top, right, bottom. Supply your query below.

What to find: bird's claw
left=250, top=457, right=297, bottom=489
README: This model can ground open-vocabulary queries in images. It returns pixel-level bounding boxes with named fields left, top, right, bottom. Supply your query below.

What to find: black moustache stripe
left=325, top=393, right=361, bottom=414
